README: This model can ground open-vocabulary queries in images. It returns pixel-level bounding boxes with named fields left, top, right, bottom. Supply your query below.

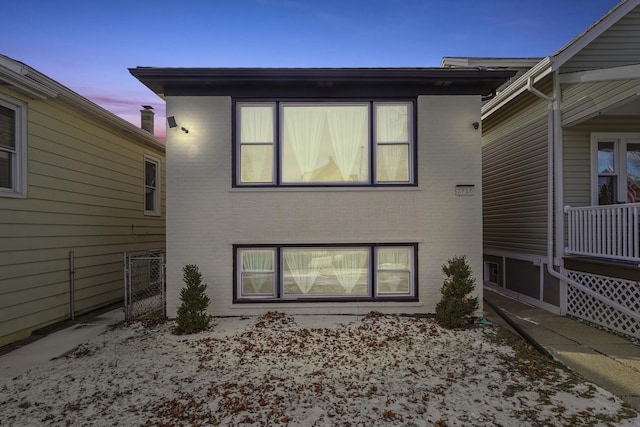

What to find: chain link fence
left=124, top=251, right=165, bottom=321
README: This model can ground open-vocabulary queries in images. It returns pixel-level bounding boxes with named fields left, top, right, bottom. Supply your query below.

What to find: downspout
left=552, top=71, right=566, bottom=313
left=525, top=77, right=567, bottom=311
left=528, top=74, right=586, bottom=314
left=543, top=73, right=570, bottom=314
left=526, top=77, right=552, bottom=104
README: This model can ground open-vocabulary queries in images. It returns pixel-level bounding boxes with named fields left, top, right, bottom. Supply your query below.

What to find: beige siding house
left=447, top=0, right=640, bottom=338
left=0, top=55, right=166, bottom=347
left=129, top=67, right=514, bottom=318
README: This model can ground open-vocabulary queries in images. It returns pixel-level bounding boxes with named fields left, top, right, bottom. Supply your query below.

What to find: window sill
left=230, top=238, right=423, bottom=244
left=229, top=300, right=423, bottom=309
left=229, top=186, right=422, bottom=193
left=0, top=190, right=27, bottom=199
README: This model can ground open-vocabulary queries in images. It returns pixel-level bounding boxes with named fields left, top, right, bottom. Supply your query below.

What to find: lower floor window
left=235, top=244, right=416, bottom=301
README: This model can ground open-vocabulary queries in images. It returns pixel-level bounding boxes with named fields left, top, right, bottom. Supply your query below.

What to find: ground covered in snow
left=0, top=312, right=638, bottom=426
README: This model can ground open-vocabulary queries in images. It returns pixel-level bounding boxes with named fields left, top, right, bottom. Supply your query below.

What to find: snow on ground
left=0, top=311, right=637, bottom=426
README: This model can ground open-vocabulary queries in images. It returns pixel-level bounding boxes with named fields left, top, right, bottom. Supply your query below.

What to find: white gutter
left=0, top=59, right=59, bottom=100
left=482, top=57, right=553, bottom=120
left=0, top=54, right=164, bottom=151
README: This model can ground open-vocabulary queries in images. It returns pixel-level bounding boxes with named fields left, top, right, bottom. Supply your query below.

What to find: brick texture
left=165, top=95, right=483, bottom=317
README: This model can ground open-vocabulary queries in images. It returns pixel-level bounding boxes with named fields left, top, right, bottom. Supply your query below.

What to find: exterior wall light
left=167, top=116, right=189, bottom=133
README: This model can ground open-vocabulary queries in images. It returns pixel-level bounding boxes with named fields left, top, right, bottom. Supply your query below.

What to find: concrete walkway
left=0, top=308, right=124, bottom=384
left=483, top=287, right=640, bottom=411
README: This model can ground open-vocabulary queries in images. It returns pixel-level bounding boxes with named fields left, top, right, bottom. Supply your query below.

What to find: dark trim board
left=129, top=67, right=517, bottom=98
left=564, top=257, right=640, bottom=282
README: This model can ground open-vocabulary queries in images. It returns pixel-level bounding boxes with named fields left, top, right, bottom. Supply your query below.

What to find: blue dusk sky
left=2, top=0, right=622, bottom=138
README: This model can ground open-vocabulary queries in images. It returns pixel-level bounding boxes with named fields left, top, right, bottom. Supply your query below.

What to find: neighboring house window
left=0, top=94, right=27, bottom=198
left=144, top=155, right=161, bottom=215
left=235, top=244, right=416, bottom=301
left=592, top=134, right=640, bottom=205
left=235, top=101, right=415, bottom=186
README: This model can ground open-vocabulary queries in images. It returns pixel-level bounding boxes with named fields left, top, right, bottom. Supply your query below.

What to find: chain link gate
left=124, top=251, right=166, bottom=321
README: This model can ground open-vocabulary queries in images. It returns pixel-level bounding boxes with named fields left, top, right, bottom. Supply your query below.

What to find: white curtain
left=378, top=249, right=408, bottom=292
left=327, top=106, right=368, bottom=181
left=377, top=105, right=408, bottom=181
left=332, top=250, right=368, bottom=293
left=241, top=106, right=273, bottom=142
left=241, top=145, right=272, bottom=183
left=378, top=249, right=408, bottom=269
left=284, top=107, right=325, bottom=181
left=284, top=250, right=324, bottom=294
left=377, top=105, right=407, bottom=142
left=378, top=145, right=406, bottom=182
left=240, top=106, right=273, bottom=183
left=242, top=251, right=273, bottom=293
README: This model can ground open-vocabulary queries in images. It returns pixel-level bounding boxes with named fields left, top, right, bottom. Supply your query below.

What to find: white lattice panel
left=566, top=270, right=640, bottom=339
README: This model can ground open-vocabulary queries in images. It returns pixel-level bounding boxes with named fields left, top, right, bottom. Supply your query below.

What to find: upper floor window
left=0, top=95, right=27, bottom=198
left=235, top=101, right=415, bottom=186
left=593, top=134, right=640, bottom=205
left=144, top=154, right=161, bottom=215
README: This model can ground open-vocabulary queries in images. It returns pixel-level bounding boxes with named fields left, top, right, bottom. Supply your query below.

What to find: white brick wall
left=165, top=95, right=483, bottom=318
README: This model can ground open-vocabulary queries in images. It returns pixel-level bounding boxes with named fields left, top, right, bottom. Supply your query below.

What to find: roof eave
left=481, top=0, right=640, bottom=120
left=129, top=67, right=516, bottom=98
left=481, top=57, right=554, bottom=120
left=0, top=55, right=164, bottom=151
left=551, top=0, right=639, bottom=68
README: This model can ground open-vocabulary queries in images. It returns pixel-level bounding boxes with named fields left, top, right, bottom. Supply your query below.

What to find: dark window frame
left=233, top=243, right=418, bottom=303
left=232, top=98, right=418, bottom=188
left=144, top=154, right=161, bottom=216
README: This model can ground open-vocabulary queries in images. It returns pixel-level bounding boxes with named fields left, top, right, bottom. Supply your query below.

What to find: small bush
left=435, top=255, right=479, bottom=329
left=175, top=264, right=212, bottom=334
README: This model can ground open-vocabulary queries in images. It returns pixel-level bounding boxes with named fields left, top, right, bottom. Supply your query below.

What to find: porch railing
left=565, top=203, right=640, bottom=262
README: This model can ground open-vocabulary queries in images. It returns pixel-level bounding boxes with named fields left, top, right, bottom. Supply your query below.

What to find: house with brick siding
left=129, top=67, right=513, bottom=318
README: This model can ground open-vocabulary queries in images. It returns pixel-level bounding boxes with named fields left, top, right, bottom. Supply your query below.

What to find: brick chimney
left=140, top=105, right=154, bottom=135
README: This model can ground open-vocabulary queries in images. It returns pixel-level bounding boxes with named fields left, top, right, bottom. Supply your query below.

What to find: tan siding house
left=450, top=0, right=640, bottom=337
left=130, top=67, right=514, bottom=319
left=0, top=55, right=166, bottom=347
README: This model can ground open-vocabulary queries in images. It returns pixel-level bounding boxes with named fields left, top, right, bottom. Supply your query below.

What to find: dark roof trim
left=129, top=67, right=516, bottom=98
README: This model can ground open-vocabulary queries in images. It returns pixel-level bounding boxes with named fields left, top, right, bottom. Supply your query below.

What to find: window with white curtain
left=376, top=104, right=411, bottom=183
left=376, top=247, right=413, bottom=295
left=238, top=104, right=275, bottom=184
left=236, top=101, right=414, bottom=186
left=239, top=249, right=276, bottom=297
left=235, top=244, right=416, bottom=301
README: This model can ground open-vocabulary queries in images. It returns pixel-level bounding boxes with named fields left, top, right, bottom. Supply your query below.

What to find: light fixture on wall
left=167, top=115, right=189, bottom=133
left=472, top=121, right=480, bottom=130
